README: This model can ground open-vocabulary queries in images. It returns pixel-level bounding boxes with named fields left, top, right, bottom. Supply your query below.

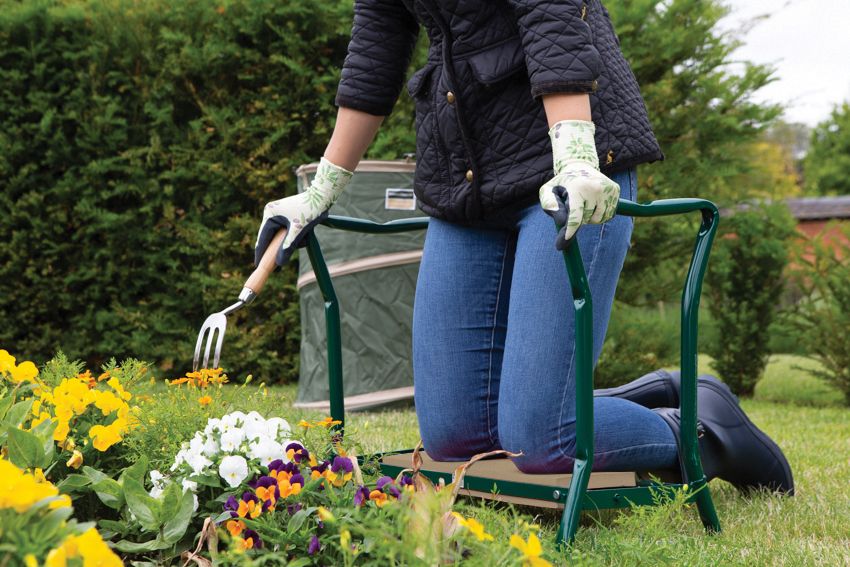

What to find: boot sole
left=700, top=379, right=794, bottom=496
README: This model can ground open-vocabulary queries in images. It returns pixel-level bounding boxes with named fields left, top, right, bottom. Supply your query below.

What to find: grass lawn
left=132, top=355, right=849, bottom=565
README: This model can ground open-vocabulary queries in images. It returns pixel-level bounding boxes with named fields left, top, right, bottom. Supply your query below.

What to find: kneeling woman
left=254, top=0, right=793, bottom=494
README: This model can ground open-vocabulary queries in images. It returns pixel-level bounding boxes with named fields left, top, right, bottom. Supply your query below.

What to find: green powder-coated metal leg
left=557, top=240, right=595, bottom=546
left=305, top=232, right=346, bottom=429
left=678, top=207, right=722, bottom=533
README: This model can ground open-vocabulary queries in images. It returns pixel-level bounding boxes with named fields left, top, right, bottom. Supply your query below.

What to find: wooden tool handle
left=244, top=229, right=288, bottom=296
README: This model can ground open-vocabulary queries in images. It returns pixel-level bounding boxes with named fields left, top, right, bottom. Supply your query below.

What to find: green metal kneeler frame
left=302, top=197, right=721, bottom=545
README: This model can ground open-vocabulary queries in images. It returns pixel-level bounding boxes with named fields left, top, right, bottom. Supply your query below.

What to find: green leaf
left=161, top=489, right=195, bottom=544
left=91, top=478, right=125, bottom=510
left=57, top=474, right=92, bottom=494
left=158, top=482, right=182, bottom=524
left=4, top=399, right=34, bottom=428
left=113, top=537, right=172, bottom=553
left=98, top=519, right=131, bottom=536
left=189, top=472, right=221, bottom=488
left=7, top=427, right=44, bottom=468
left=287, top=507, right=312, bottom=534
left=120, top=455, right=149, bottom=486
left=0, top=396, right=13, bottom=421
left=82, top=466, right=110, bottom=484
left=124, top=477, right=161, bottom=531
left=31, top=506, right=73, bottom=542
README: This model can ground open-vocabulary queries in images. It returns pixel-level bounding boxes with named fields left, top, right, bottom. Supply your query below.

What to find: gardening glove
left=539, top=120, right=620, bottom=249
left=255, top=157, right=353, bottom=266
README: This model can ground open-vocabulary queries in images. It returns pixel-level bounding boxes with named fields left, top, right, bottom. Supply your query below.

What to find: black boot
left=596, top=369, right=736, bottom=409
left=652, top=379, right=794, bottom=495
left=594, top=369, right=679, bottom=408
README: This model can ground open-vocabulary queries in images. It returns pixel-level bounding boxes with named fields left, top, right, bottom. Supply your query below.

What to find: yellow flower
left=24, top=553, right=38, bottom=567
left=66, top=450, right=84, bottom=469
left=315, top=416, right=342, bottom=428
left=47, top=529, right=121, bottom=567
left=89, top=424, right=123, bottom=452
left=92, top=390, right=124, bottom=415
left=53, top=420, right=71, bottom=443
left=198, top=395, right=212, bottom=407
left=0, top=458, right=69, bottom=512
left=75, top=528, right=123, bottom=566
left=0, top=349, right=17, bottom=375
left=317, top=506, right=336, bottom=523
left=510, top=533, right=552, bottom=567
left=59, top=437, right=76, bottom=452
left=10, top=360, right=38, bottom=383
left=107, top=377, right=132, bottom=401
left=298, top=420, right=313, bottom=428
left=451, top=513, right=494, bottom=541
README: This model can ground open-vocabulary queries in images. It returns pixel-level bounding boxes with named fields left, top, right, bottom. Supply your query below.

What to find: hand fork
left=193, top=229, right=287, bottom=371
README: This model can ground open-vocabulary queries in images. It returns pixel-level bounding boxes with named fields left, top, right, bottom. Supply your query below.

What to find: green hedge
left=0, top=0, right=402, bottom=382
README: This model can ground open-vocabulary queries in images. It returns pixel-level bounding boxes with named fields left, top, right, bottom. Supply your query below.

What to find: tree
left=705, top=203, right=796, bottom=396
left=803, top=102, right=850, bottom=196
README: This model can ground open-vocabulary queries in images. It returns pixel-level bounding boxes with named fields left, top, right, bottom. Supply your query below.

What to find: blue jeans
left=412, top=169, right=678, bottom=473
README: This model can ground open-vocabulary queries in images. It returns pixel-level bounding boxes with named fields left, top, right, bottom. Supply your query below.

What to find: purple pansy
left=331, top=456, right=353, bottom=474
left=224, top=495, right=239, bottom=518
left=308, top=534, right=321, bottom=555
left=286, top=442, right=311, bottom=463
left=353, top=485, right=370, bottom=507
left=376, top=476, right=401, bottom=498
left=243, top=528, right=263, bottom=549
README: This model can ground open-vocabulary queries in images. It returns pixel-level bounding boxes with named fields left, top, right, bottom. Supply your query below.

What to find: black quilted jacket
left=335, top=0, right=663, bottom=224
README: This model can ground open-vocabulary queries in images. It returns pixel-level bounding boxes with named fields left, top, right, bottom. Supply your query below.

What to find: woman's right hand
left=254, top=157, right=353, bottom=266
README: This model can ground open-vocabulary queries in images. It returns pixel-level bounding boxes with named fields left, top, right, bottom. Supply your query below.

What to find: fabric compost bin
left=295, top=160, right=423, bottom=411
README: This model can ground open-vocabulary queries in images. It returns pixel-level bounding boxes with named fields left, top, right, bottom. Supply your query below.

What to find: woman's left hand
left=539, top=120, right=620, bottom=245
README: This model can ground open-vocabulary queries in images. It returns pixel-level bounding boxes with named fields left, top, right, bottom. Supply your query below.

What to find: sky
left=720, top=0, right=850, bottom=126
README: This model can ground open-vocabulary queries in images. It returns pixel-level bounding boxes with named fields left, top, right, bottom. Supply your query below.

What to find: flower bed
left=0, top=349, right=554, bottom=566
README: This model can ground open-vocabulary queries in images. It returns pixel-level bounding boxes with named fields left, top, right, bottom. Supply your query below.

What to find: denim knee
left=498, top=418, right=578, bottom=474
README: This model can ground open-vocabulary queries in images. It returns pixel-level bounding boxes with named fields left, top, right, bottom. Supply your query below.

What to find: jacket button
left=606, top=150, right=615, bottom=165
left=446, top=91, right=456, bottom=104
left=465, top=169, right=474, bottom=182
left=591, top=80, right=599, bottom=92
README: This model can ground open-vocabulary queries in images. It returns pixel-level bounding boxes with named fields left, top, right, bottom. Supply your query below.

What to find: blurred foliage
left=0, top=0, right=356, bottom=382
left=787, top=224, right=850, bottom=405
left=704, top=202, right=796, bottom=396
left=595, top=301, right=680, bottom=388
left=803, top=101, right=850, bottom=196
left=0, top=0, right=786, bottom=382
left=608, top=0, right=782, bottom=305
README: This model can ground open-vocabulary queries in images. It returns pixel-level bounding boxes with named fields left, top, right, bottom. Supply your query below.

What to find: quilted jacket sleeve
left=506, top=0, right=603, bottom=99
left=335, top=0, right=419, bottom=116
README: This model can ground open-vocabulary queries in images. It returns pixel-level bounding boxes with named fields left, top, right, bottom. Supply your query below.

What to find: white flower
left=150, top=470, right=165, bottom=488
left=204, top=418, right=222, bottom=435
left=219, top=455, right=249, bottom=488
left=171, top=449, right=187, bottom=472
left=201, top=434, right=219, bottom=457
left=185, top=451, right=212, bottom=476
left=192, top=493, right=199, bottom=512
left=220, top=411, right=246, bottom=430
left=181, top=479, right=198, bottom=493
left=219, top=428, right=245, bottom=452
left=243, top=415, right=268, bottom=441
left=189, top=433, right=205, bottom=454
left=150, top=485, right=164, bottom=499
left=267, top=417, right=291, bottom=439
left=248, top=438, right=284, bottom=466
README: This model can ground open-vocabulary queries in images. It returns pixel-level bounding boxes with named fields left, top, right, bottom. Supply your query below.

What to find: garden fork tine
left=192, top=229, right=288, bottom=371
